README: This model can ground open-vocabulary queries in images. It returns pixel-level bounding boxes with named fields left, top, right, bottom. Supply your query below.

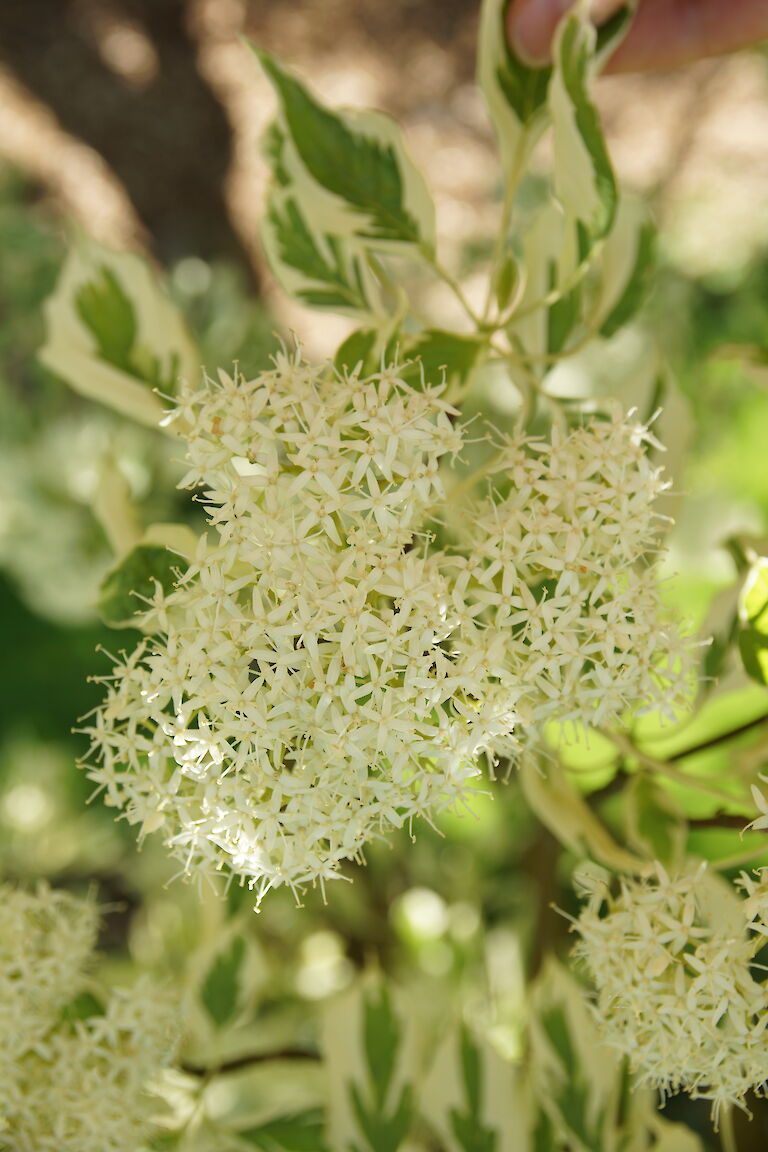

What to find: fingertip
left=508, top=0, right=575, bottom=66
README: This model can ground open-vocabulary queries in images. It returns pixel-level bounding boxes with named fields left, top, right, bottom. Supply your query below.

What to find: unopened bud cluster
left=83, top=351, right=691, bottom=901
left=0, top=883, right=176, bottom=1152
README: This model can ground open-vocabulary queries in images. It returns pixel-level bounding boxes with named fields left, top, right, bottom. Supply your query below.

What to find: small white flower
left=84, top=354, right=489, bottom=901
left=0, top=884, right=177, bottom=1150
left=573, top=865, right=768, bottom=1116
left=84, top=351, right=692, bottom=903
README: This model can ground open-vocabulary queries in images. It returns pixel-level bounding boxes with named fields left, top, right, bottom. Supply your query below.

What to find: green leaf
left=459, top=1026, right=482, bottom=1119
left=201, top=935, right=246, bottom=1029
left=449, top=1109, right=497, bottom=1152
left=539, top=1003, right=576, bottom=1071
left=362, top=985, right=399, bottom=1109
left=40, top=237, right=199, bottom=427
left=256, top=48, right=433, bottom=251
left=624, top=775, right=686, bottom=867
left=506, top=201, right=581, bottom=370
left=447, top=1027, right=498, bottom=1152
left=239, top=1109, right=330, bottom=1151
left=531, top=1109, right=556, bottom=1152
left=739, top=558, right=768, bottom=685
left=97, top=542, right=187, bottom=628
left=494, top=251, right=519, bottom=314
left=60, top=990, right=105, bottom=1024
left=594, top=5, right=635, bottom=65
left=401, top=329, right=484, bottom=393
left=547, top=259, right=581, bottom=354
left=599, top=221, right=655, bottom=337
left=477, top=0, right=550, bottom=179
left=263, top=120, right=291, bottom=188
left=550, top=14, right=616, bottom=241
left=263, top=189, right=380, bottom=315
left=530, top=960, right=622, bottom=1152
left=334, top=328, right=379, bottom=374
left=75, top=266, right=137, bottom=376
left=350, top=1080, right=412, bottom=1152
left=539, top=1004, right=603, bottom=1150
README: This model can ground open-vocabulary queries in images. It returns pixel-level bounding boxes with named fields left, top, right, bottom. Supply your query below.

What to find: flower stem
left=430, top=257, right=484, bottom=329
left=720, top=1105, right=737, bottom=1152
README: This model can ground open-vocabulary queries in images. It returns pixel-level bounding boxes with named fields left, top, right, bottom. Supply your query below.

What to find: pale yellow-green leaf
left=420, top=1025, right=529, bottom=1152
left=91, top=455, right=142, bottom=556
left=520, top=759, right=648, bottom=873
left=142, top=522, right=200, bottom=560
left=258, top=48, right=435, bottom=256
left=528, top=958, right=619, bottom=1152
left=477, top=0, right=550, bottom=183
left=549, top=12, right=616, bottom=241
left=623, top=775, right=687, bottom=868
left=647, top=1119, right=705, bottom=1152
left=592, top=196, right=651, bottom=331
left=261, top=183, right=387, bottom=319
left=41, top=237, right=199, bottom=428
left=507, top=201, right=579, bottom=366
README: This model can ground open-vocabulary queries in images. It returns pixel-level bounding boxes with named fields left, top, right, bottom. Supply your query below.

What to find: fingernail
left=512, top=0, right=575, bottom=64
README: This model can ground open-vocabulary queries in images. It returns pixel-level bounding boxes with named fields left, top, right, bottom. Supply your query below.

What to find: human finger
left=507, top=0, right=768, bottom=73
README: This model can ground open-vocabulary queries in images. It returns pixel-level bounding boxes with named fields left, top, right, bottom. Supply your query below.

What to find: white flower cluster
left=85, top=351, right=501, bottom=902
left=83, top=351, right=691, bottom=901
left=451, top=412, right=689, bottom=735
left=573, top=865, right=768, bottom=1116
left=0, top=883, right=176, bottom=1151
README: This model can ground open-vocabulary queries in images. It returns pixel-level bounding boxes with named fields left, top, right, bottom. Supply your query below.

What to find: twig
left=666, top=713, right=768, bottom=763
left=181, top=1047, right=320, bottom=1078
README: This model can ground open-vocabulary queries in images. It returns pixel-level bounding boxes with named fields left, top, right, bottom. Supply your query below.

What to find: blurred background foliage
left=1, top=3, right=768, bottom=1149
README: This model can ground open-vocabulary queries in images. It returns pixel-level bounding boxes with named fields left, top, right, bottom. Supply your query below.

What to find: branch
left=666, top=712, right=768, bottom=763
left=181, top=1046, right=320, bottom=1078
left=687, top=812, right=751, bottom=831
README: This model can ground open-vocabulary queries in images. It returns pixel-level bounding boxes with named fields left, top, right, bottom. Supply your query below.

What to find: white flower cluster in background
left=0, top=883, right=176, bottom=1152
left=83, top=351, right=691, bottom=902
left=451, top=412, right=691, bottom=736
left=573, top=864, right=768, bottom=1116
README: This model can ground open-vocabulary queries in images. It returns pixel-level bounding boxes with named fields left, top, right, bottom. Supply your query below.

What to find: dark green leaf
left=74, top=264, right=183, bottom=393
left=449, top=1109, right=497, bottom=1152
left=201, top=935, right=246, bottom=1028
left=599, top=222, right=655, bottom=337
left=76, top=265, right=137, bottom=376
left=558, top=17, right=616, bottom=238
left=334, top=328, right=378, bottom=374
left=495, top=1, right=550, bottom=125
left=263, top=121, right=291, bottom=188
left=540, top=1004, right=576, bottom=1071
left=350, top=1080, right=412, bottom=1152
left=540, top=1005, right=602, bottom=1148
left=594, top=6, right=634, bottom=58
left=239, top=1109, right=329, bottom=1151
left=401, top=329, right=484, bottom=392
left=547, top=260, right=581, bottom=355
left=459, top=1026, right=482, bottom=1119
left=531, top=1109, right=555, bottom=1152
left=625, top=776, right=684, bottom=866
left=97, top=543, right=187, bottom=629
left=739, top=559, right=768, bottom=685
left=258, top=50, right=421, bottom=246
left=739, top=630, right=768, bottom=686
left=363, top=985, right=399, bottom=1109
left=494, top=252, right=519, bottom=314
left=447, top=1028, right=498, bottom=1152
left=266, top=193, right=373, bottom=313
left=60, top=990, right=105, bottom=1024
